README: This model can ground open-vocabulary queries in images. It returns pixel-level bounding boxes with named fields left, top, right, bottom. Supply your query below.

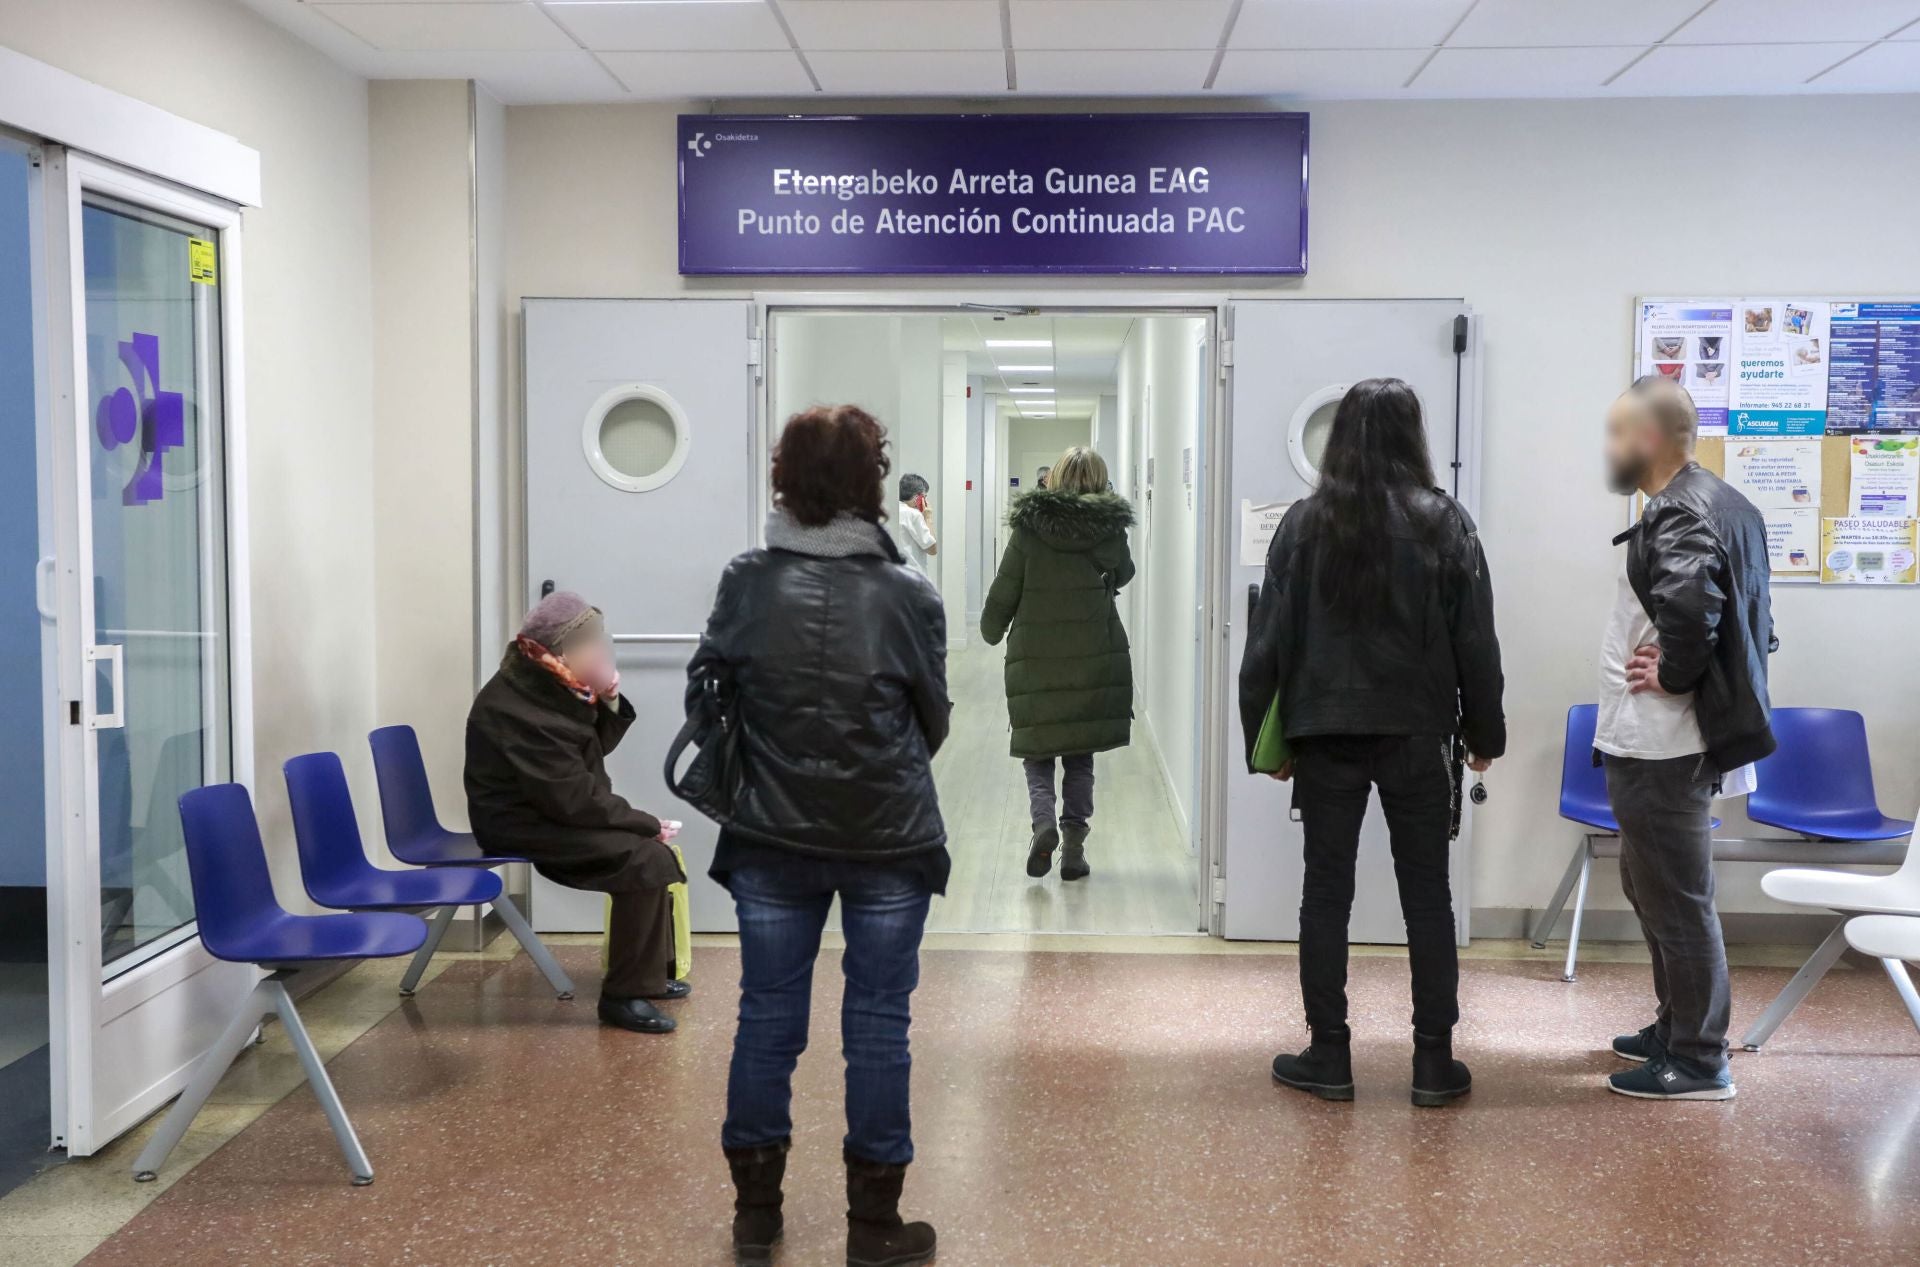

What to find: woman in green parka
left=981, top=446, right=1136, bottom=882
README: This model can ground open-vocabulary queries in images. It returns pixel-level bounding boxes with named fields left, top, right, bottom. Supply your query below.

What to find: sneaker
left=1607, top=1056, right=1734, bottom=1101
left=1611, top=1024, right=1664, bottom=1063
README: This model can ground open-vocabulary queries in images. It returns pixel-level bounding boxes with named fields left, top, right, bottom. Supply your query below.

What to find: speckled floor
left=56, top=941, right=1920, bottom=1266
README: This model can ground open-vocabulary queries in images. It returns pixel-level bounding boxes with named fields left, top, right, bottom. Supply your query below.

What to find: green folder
left=1252, top=694, right=1292, bottom=773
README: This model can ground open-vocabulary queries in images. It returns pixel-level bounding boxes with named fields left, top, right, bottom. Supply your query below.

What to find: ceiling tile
left=1011, top=1, right=1230, bottom=51
left=1409, top=45, right=1639, bottom=95
left=363, top=49, right=627, bottom=101
left=781, top=1, right=1003, bottom=52
left=543, top=1, right=791, bottom=52
left=1449, top=0, right=1704, bottom=47
left=314, top=1, right=576, bottom=51
left=1608, top=42, right=1865, bottom=94
left=599, top=49, right=816, bottom=96
left=1669, top=0, right=1920, bottom=45
left=1016, top=49, right=1214, bottom=92
left=1805, top=39, right=1920, bottom=90
left=808, top=49, right=1008, bottom=93
left=1211, top=48, right=1429, bottom=95
left=1230, top=0, right=1472, bottom=50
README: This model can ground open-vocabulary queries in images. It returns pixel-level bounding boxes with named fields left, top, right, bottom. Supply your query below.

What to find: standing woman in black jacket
left=1238, top=377, right=1505, bottom=1108
left=690, top=405, right=949, bottom=1267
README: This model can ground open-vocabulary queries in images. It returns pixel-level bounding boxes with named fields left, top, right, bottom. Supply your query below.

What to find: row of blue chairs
left=1531, top=705, right=1914, bottom=1045
left=131, top=726, right=571, bottom=1187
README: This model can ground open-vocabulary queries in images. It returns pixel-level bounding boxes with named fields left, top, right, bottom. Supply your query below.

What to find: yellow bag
left=603, top=844, right=693, bottom=981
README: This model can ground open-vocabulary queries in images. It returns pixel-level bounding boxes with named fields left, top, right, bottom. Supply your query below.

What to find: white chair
left=1742, top=805, right=1920, bottom=1050
left=1842, top=915, right=1920, bottom=1038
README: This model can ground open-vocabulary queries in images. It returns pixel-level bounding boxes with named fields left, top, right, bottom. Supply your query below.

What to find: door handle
left=86, top=644, right=125, bottom=730
left=540, top=578, right=556, bottom=599
left=34, top=556, right=55, bottom=621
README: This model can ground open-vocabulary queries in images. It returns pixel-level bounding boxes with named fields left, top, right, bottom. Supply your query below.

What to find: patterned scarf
left=764, top=508, right=892, bottom=559
left=516, top=635, right=598, bottom=706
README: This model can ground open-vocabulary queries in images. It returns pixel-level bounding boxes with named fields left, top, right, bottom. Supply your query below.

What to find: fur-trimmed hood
left=1007, top=488, right=1134, bottom=551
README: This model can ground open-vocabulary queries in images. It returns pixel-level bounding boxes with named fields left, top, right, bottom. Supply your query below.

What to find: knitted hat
left=518, top=591, right=601, bottom=651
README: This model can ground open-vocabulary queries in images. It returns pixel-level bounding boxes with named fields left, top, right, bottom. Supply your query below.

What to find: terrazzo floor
left=41, top=939, right=1920, bottom=1267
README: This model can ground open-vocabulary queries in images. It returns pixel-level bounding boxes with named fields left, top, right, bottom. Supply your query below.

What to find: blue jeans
left=722, top=860, right=932, bottom=1166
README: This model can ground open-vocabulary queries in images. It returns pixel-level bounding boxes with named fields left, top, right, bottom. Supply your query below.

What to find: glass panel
left=79, top=192, right=231, bottom=974
left=598, top=397, right=679, bottom=480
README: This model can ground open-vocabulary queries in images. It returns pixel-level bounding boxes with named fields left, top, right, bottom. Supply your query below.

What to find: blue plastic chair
left=1747, top=708, right=1914, bottom=842
left=131, top=784, right=428, bottom=1186
left=366, top=726, right=575, bottom=998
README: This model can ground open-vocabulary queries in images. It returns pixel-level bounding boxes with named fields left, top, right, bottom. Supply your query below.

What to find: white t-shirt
left=894, top=502, right=936, bottom=576
left=1595, top=551, right=1756, bottom=796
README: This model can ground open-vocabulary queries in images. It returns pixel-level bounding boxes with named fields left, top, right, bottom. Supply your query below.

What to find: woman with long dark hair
left=1238, top=377, right=1505, bottom=1107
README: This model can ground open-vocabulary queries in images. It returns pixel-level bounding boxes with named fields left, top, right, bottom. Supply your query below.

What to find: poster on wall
left=1827, top=303, right=1920, bottom=433
left=1820, top=517, right=1919, bottom=585
left=1850, top=436, right=1920, bottom=518
left=1726, top=439, right=1822, bottom=573
left=1730, top=300, right=1830, bottom=436
left=1764, top=508, right=1821, bottom=573
left=1638, top=302, right=1732, bottom=432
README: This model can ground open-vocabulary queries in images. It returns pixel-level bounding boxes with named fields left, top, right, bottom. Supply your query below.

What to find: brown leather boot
left=724, top=1139, right=788, bottom=1265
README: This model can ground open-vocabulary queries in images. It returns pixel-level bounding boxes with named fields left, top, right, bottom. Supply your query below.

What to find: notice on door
left=1240, top=500, right=1289, bottom=567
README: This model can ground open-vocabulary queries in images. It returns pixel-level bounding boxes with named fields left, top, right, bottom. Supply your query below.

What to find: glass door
left=50, top=151, right=253, bottom=1156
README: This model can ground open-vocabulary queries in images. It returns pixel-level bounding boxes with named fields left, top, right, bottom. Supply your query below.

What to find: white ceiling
left=239, top=0, right=1920, bottom=103
left=942, top=313, right=1133, bottom=422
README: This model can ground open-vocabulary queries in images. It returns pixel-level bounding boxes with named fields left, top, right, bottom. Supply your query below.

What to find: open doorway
left=767, top=307, right=1211, bottom=936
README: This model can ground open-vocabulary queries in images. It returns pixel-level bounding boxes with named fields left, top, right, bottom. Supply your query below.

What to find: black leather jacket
left=1617, top=462, right=1777, bottom=772
left=685, top=533, right=951, bottom=860
left=1239, top=488, right=1506, bottom=768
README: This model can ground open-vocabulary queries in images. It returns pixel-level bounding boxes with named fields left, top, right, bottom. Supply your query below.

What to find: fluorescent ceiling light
left=996, top=364, right=1052, bottom=373
left=1009, top=387, right=1054, bottom=394
left=985, top=339, right=1051, bottom=348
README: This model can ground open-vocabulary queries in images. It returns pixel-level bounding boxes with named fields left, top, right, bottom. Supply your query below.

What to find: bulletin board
left=1637, top=298, right=1920, bottom=586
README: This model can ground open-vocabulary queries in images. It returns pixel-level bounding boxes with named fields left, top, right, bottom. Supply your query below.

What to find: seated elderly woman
left=464, top=591, right=686, bottom=1034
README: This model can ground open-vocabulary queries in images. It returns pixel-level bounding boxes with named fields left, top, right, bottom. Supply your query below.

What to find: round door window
left=1287, top=384, right=1350, bottom=485
left=582, top=384, right=691, bottom=492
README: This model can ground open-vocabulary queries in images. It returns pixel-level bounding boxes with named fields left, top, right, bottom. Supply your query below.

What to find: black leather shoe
left=598, top=995, right=676, bottom=1034
left=644, top=979, right=693, bottom=1001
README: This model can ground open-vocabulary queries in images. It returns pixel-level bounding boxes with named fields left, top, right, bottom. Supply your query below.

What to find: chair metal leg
left=132, top=981, right=275, bottom=1183
left=270, top=980, right=374, bottom=1185
left=1741, top=920, right=1851, bottom=1051
left=398, top=904, right=458, bottom=997
left=1562, top=845, right=1593, bottom=982
left=1530, top=839, right=1591, bottom=949
left=492, top=893, right=575, bottom=999
left=1881, top=958, right=1920, bottom=1038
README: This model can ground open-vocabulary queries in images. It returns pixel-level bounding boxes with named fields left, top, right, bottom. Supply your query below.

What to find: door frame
left=44, top=148, right=257, bottom=1156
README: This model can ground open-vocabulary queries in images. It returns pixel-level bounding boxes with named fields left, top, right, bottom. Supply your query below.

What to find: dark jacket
left=1617, top=461, right=1777, bottom=772
left=1239, top=488, right=1506, bottom=769
left=980, top=488, right=1136, bottom=759
left=465, top=647, right=682, bottom=891
left=686, top=530, right=951, bottom=861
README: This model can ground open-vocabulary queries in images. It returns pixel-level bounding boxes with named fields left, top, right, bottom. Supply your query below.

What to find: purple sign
left=678, top=113, right=1308, bottom=276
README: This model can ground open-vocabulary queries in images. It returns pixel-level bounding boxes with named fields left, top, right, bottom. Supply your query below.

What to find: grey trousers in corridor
left=1024, top=754, right=1095, bottom=830
left=1604, top=752, right=1731, bottom=1073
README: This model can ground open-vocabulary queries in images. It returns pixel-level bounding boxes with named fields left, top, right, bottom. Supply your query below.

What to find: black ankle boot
left=1411, top=1030, right=1472, bottom=1107
left=844, top=1149, right=936, bottom=1267
left=1026, top=823, right=1059, bottom=878
left=1271, top=1025, right=1354, bottom=1101
left=1059, top=824, right=1091, bottom=881
left=724, top=1140, right=788, bottom=1265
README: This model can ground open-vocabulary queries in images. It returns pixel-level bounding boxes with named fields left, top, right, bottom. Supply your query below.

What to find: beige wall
left=0, top=0, right=378, bottom=905
left=502, top=93, right=1920, bottom=926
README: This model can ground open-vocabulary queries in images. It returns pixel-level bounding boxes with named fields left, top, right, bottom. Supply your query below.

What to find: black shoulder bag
left=664, top=667, right=745, bottom=824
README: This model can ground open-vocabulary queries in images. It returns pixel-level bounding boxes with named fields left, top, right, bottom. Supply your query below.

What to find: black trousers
left=1291, top=734, right=1459, bottom=1036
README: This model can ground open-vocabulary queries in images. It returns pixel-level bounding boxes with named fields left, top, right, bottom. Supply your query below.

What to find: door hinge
left=1211, top=866, right=1226, bottom=904
left=746, top=335, right=764, bottom=368
left=1217, top=339, right=1234, bottom=380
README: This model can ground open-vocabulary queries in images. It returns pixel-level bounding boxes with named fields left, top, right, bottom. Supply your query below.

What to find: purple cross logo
left=95, top=331, right=183, bottom=506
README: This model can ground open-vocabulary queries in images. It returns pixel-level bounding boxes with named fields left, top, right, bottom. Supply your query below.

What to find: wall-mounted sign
left=678, top=113, right=1309, bottom=276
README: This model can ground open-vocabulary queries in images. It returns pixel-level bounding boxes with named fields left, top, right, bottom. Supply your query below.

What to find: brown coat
left=464, top=647, right=681, bottom=892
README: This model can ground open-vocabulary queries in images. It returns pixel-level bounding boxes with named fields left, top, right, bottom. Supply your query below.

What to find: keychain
left=1469, top=774, right=1488, bottom=805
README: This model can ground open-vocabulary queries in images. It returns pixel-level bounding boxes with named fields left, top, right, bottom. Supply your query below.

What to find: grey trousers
left=1604, top=752, right=1731, bottom=1073
left=1024, top=754, right=1095, bottom=830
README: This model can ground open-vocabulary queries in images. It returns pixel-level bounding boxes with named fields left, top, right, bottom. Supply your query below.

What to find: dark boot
left=1025, top=823, right=1059, bottom=878
left=1411, top=1030, right=1472, bottom=1107
left=1059, top=824, right=1091, bottom=881
left=725, top=1140, right=788, bottom=1266
left=845, top=1149, right=936, bottom=1267
left=1270, top=1025, right=1353, bottom=1101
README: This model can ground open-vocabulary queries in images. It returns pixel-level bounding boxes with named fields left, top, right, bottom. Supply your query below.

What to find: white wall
left=501, top=93, right=1920, bottom=923
left=0, top=0, right=379, bottom=905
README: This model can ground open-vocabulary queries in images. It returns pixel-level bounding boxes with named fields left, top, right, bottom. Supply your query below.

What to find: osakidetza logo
left=686, top=130, right=760, bottom=158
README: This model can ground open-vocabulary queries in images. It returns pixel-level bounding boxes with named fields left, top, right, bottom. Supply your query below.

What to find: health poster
left=1725, top=439, right=1821, bottom=509
left=1730, top=300, right=1830, bottom=436
left=1820, top=517, right=1919, bottom=585
left=1827, top=302, right=1920, bottom=434
left=1764, top=507, right=1821, bottom=573
left=1638, top=302, right=1732, bottom=432
left=1850, top=436, right=1920, bottom=518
